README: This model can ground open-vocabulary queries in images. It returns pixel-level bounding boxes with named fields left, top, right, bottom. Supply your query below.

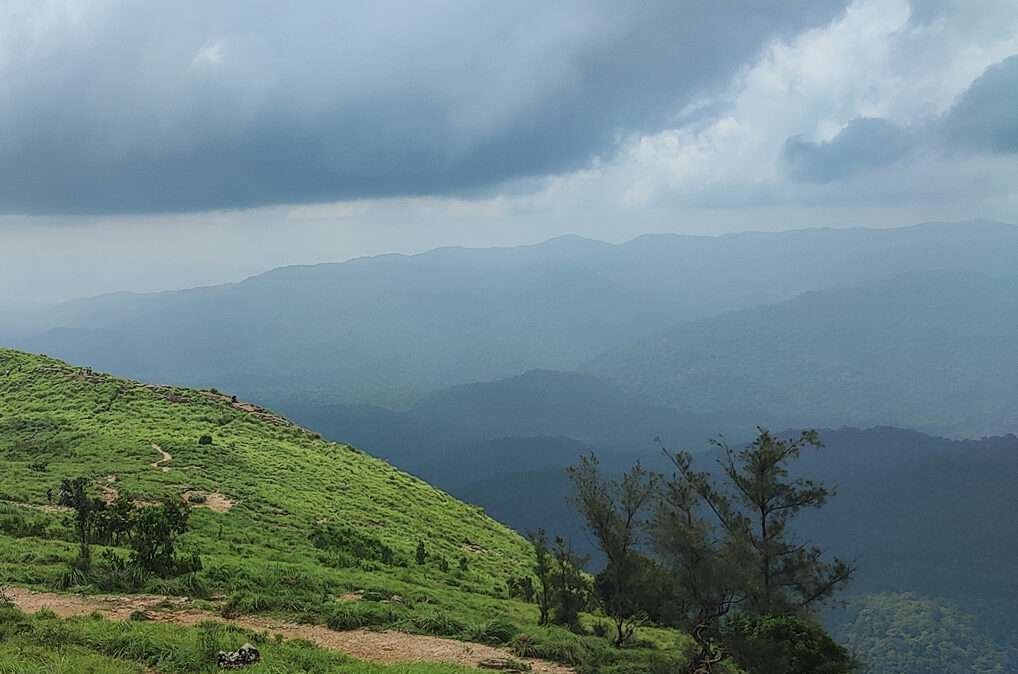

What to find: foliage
left=568, top=455, right=657, bottom=646
left=57, top=477, right=106, bottom=569
left=549, top=536, right=590, bottom=630
left=506, top=575, right=535, bottom=603
left=129, top=499, right=195, bottom=576
left=828, top=593, right=1010, bottom=674
left=529, top=529, right=553, bottom=626
left=692, top=430, right=855, bottom=615
left=95, top=492, right=136, bottom=546
left=648, top=449, right=744, bottom=672
left=310, top=522, right=397, bottom=566
left=722, top=614, right=856, bottom=674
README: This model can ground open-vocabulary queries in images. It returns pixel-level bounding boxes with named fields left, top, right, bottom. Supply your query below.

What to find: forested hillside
left=15, top=221, right=1018, bottom=409
left=588, top=269, right=1018, bottom=437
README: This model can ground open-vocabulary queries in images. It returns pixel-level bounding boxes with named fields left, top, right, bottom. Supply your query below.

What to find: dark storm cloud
left=940, top=54, right=1018, bottom=154
left=783, top=51, right=1018, bottom=183
left=782, top=118, right=915, bottom=183
left=0, top=0, right=848, bottom=215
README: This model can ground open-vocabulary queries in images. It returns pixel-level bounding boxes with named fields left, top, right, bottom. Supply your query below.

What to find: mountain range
left=12, top=220, right=1018, bottom=426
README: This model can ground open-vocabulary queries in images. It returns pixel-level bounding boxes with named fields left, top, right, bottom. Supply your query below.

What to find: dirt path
left=151, top=444, right=172, bottom=472
left=0, top=500, right=69, bottom=514
left=6, top=588, right=573, bottom=673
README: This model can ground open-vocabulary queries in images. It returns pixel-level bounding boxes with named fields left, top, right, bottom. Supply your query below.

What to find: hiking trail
left=6, top=587, right=573, bottom=673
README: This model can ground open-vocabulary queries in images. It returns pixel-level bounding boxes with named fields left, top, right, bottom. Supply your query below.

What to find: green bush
left=722, top=614, right=856, bottom=674
left=466, top=616, right=518, bottom=644
left=309, top=522, right=397, bottom=566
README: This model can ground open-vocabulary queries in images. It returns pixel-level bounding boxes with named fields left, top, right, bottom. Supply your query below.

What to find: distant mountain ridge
left=587, top=268, right=1018, bottom=437
left=269, top=369, right=746, bottom=483
left=12, top=220, right=1018, bottom=408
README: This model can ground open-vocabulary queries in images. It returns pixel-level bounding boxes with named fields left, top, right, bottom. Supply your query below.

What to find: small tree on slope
left=568, top=454, right=658, bottom=646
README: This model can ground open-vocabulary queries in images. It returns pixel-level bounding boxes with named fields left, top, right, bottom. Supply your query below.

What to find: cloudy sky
left=2, top=0, right=1017, bottom=305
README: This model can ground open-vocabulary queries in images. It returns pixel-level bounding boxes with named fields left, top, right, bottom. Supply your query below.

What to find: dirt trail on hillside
left=151, top=444, right=172, bottom=472
left=0, top=500, right=69, bottom=514
left=6, top=588, right=574, bottom=673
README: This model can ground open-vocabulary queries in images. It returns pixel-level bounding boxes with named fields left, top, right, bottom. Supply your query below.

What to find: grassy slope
left=0, top=348, right=539, bottom=624
left=0, top=604, right=476, bottom=674
left=0, top=348, right=691, bottom=672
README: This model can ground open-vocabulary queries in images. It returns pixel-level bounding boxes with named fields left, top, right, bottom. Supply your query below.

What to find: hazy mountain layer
left=588, top=269, right=1018, bottom=437
left=14, top=220, right=1018, bottom=407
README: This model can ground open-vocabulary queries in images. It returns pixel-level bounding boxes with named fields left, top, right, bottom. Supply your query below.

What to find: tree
left=528, top=529, right=553, bottom=625
left=568, top=454, right=658, bottom=646
left=415, top=540, right=428, bottom=565
left=507, top=575, right=536, bottom=603
left=130, top=499, right=191, bottom=576
left=650, top=429, right=855, bottom=673
left=699, top=429, right=855, bottom=615
left=58, top=477, right=106, bottom=569
left=550, top=536, right=590, bottom=630
left=96, top=492, right=136, bottom=546
left=652, top=449, right=747, bottom=673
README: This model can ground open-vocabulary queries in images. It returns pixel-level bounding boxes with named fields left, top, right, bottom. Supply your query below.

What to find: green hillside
left=0, top=349, right=545, bottom=654
left=0, top=347, right=532, bottom=585
left=0, top=348, right=696, bottom=672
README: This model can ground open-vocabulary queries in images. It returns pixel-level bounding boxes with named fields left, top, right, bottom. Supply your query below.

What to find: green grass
left=0, top=604, right=475, bottom=673
left=0, top=349, right=691, bottom=672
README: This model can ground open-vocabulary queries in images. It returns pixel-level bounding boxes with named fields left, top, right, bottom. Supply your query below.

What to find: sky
left=2, top=0, right=1017, bottom=306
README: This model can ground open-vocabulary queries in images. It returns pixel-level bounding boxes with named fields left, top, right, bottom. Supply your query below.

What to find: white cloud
left=478, top=0, right=1017, bottom=222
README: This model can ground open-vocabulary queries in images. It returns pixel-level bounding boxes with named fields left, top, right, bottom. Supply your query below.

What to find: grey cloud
left=941, top=54, right=1018, bottom=154
left=783, top=118, right=915, bottom=183
left=0, top=0, right=848, bottom=215
left=782, top=53, right=1018, bottom=185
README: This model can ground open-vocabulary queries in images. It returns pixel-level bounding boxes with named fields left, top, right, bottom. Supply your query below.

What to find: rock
left=478, top=658, right=526, bottom=672
left=217, top=643, right=261, bottom=668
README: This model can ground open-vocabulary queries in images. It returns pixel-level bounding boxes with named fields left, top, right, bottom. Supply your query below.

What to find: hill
left=0, top=347, right=532, bottom=590
left=269, top=369, right=743, bottom=482
left=13, top=220, right=1018, bottom=406
left=0, top=348, right=701, bottom=672
left=587, top=269, right=1018, bottom=437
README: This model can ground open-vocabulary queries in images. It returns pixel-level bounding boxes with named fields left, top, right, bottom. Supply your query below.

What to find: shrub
left=466, top=617, right=519, bottom=644
left=130, top=500, right=196, bottom=576
left=406, top=612, right=468, bottom=637
left=198, top=434, right=213, bottom=445
left=721, top=614, right=857, bottom=674
left=324, top=602, right=409, bottom=631
left=308, top=522, right=396, bottom=566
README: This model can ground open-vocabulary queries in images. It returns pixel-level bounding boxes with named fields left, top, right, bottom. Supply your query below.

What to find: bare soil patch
left=151, top=444, right=172, bottom=472
left=181, top=490, right=236, bottom=513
